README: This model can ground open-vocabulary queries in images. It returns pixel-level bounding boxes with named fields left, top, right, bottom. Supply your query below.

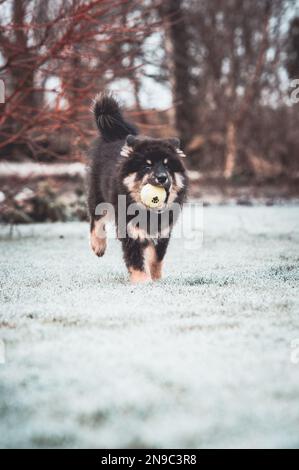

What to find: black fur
left=93, top=93, right=138, bottom=142
left=88, top=94, right=188, bottom=281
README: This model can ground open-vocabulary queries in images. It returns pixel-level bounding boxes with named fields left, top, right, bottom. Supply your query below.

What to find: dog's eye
left=146, top=159, right=152, bottom=166
left=163, top=158, right=168, bottom=165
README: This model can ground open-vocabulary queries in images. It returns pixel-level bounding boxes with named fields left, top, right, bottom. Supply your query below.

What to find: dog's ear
left=168, top=137, right=180, bottom=148
left=167, top=137, right=186, bottom=158
left=126, top=134, right=137, bottom=147
left=120, top=135, right=138, bottom=157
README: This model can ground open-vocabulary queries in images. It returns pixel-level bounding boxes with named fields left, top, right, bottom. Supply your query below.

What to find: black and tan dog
left=87, top=94, right=188, bottom=283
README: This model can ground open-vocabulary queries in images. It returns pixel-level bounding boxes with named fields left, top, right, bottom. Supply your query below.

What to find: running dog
left=87, top=94, right=188, bottom=283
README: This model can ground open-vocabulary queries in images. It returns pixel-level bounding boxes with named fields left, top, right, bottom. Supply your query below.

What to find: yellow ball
left=140, top=184, right=167, bottom=208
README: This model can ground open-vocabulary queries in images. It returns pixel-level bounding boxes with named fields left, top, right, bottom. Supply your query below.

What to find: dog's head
left=119, top=135, right=188, bottom=208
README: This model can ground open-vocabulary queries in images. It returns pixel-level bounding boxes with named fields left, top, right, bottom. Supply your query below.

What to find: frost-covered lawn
left=0, top=205, right=299, bottom=449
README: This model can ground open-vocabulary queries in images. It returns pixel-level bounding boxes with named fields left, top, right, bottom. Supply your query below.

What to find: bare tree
left=0, top=0, right=158, bottom=160
left=158, top=0, right=295, bottom=177
left=286, top=16, right=299, bottom=79
left=158, top=0, right=197, bottom=146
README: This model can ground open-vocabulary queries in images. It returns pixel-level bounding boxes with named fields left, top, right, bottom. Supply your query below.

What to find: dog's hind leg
left=90, top=216, right=107, bottom=257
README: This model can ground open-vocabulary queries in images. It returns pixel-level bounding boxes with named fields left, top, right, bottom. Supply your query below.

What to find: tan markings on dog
left=176, top=149, right=186, bottom=158
left=174, top=172, right=185, bottom=189
left=129, top=268, right=151, bottom=283
left=151, top=261, right=162, bottom=280
left=167, top=173, right=185, bottom=205
left=123, top=172, right=137, bottom=191
left=123, top=173, right=151, bottom=204
left=143, top=243, right=155, bottom=275
left=167, top=184, right=178, bottom=205
left=90, top=218, right=107, bottom=257
left=120, top=144, right=133, bottom=157
left=144, top=243, right=162, bottom=280
left=123, top=172, right=142, bottom=203
left=127, top=222, right=149, bottom=241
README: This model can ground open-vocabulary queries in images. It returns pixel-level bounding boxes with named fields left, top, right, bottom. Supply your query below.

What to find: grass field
left=0, top=205, right=299, bottom=448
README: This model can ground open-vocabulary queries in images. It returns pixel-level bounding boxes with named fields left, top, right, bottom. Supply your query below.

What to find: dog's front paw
left=129, top=269, right=151, bottom=284
left=90, top=233, right=107, bottom=257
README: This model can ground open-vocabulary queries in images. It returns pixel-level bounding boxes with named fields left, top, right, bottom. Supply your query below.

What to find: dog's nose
left=156, top=175, right=168, bottom=185
left=155, top=174, right=170, bottom=189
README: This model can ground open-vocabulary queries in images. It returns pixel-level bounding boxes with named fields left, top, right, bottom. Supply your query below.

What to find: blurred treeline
left=0, top=0, right=299, bottom=179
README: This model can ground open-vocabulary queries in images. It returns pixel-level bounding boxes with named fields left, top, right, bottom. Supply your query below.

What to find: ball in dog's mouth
left=140, top=184, right=167, bottom=209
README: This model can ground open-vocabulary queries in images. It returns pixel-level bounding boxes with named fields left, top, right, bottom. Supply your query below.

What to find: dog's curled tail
left=93, top=93, right=138, bottom=142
